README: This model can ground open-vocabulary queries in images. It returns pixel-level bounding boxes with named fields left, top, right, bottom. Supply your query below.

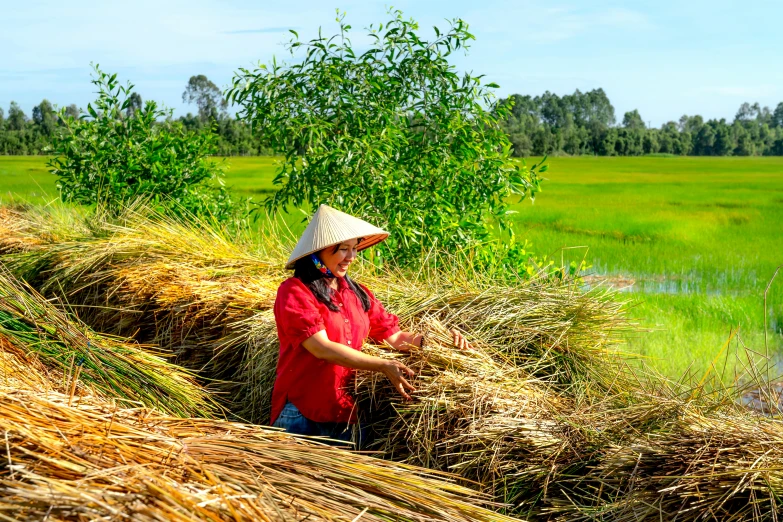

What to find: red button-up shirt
left=270, top=276, right=400, bottom=425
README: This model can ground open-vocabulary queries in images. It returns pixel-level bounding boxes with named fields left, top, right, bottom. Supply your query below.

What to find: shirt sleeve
left=360, top=284, right=401, bottom=342
left=275, top=280, right=326, bottom=348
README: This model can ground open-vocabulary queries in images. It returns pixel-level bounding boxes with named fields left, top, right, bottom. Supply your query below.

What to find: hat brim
left=284, top=232, right=388, bottom=270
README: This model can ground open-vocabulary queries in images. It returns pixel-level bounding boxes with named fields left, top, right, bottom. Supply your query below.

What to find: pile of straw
left=0, top=264, right=217, bottom=418
left=0, top=303, right=521, bottom=521
left=0, top=388, right=522, bottom=521
left=356, top=319, right=581, bottom=510
left=5, top=204, right=783, bottom=520
left=0, top=205, right=627, bottom=422
left=544, top=404, right=783, bottom=520
left=360, top=324, right=783, bottom=520
left=0, top=204, right=92, bottom=255
left=2, top=208, right=276, bottom=409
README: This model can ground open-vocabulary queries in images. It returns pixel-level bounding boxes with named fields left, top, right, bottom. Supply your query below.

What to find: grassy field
left=2, top=155, right=782, bottom=380
left=507, top=156, right=783, bottom=379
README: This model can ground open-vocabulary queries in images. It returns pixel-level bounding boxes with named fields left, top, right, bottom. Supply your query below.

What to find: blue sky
left=2, top=0, right=781, bottom=127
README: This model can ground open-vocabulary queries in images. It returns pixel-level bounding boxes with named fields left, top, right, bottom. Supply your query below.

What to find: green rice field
left=2, top=154, right=782, bottom=380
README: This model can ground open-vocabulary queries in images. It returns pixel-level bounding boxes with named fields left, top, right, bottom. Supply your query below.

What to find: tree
left=50, top=65, right=237, bottom=220
left=32, top=99, right=56, bottom=137
left=622, top=109, right=646, bottom=130
left=125, top=92, right=142, bottom=117
left=735, top=102, right=755, bottom=122
left=228, top=9, right=544, bottom=265
left=679, top=114, right=703, bottom=134
left=0, top=107, right=4, bottom=130
left=539, top=91, right=568, bottom=128
left=693, top=124, right=715, bottom=155
left=63, top=104, right=80, bottom=119
left=734, top=125, right=755, bottom=156
left=772, top=102, right=783, bottom=128
left=7, top=102, right=27, bottom=131
left=182, top=75, right=227, bottom=123
left=583, top=88, right=616, bottom=127
left=643, top=131, right=659, bottom=154
left=712, top=120, right=734, bottom=156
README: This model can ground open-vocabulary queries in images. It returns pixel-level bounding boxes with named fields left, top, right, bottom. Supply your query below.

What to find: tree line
left=498, top=89, right=783, bottom=156
left=0, top=75, right=271, bottom=156
left=2, top=79, right=783, bottom=157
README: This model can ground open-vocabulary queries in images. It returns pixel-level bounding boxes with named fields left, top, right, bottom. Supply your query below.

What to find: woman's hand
left=451, top=329, right=472, bottom=350
left=380, top=360, right=416, bottom=400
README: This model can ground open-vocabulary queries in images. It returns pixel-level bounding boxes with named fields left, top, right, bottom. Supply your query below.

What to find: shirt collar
left=335, top=276, right=349, bottom=290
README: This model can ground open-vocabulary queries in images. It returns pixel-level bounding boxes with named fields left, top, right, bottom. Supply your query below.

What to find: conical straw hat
left=285, top=205, right=389, bottom=269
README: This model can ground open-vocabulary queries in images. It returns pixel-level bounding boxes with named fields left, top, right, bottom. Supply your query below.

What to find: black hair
left=293, top=243, right=371, bottom=312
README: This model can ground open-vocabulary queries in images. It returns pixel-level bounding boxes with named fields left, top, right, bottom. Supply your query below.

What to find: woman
left=270, top=204, right=468, bottom=446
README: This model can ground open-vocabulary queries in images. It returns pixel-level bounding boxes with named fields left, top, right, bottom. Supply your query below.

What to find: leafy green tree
left=228, top=10, right=544, bottom=265
left=693, top=124, right=715, bottom=155
left=539, top=91, right=569, bottom=128
left=712, top=120, right=735, bottom=156
left=735, top=102, right=755, bottom=122
left=0, top=107, right=4, bottom=130
left=50, top=65, right=238, bottom=220
left=622, top=109, right=646, bottom=130
left=7, top=102, right=27, bottom=131
left=125, top=92, right=142, bottom=117
left=771, top=103, right=783, bottom=128
left=734, top=125, right=755, bottom=156
left=32, top=99, right=57, bottom=137
left=643, top=130, right=659, bottom=154
left=771, top=134, right=783, bottom=155
left=679, top=114, right=703, bottom=135
left=183, top=75, right=227, bottom=124
left=63, top=104, right=80, bottom=120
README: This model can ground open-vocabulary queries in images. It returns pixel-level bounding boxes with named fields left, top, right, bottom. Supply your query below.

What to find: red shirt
left=270, top=276, right=400, bottom=425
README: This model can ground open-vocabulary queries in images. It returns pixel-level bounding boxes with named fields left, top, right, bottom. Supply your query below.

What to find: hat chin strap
left=310, top=254, right=335, bottom=278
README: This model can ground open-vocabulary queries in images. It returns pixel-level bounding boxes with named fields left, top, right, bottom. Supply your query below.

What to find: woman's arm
left=385, top=329, right=472, bottom=351
left=302, top=330, right=416, bottom=399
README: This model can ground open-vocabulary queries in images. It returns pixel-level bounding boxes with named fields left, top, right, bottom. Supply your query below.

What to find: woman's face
left=319, top=238, right=359, bottom=278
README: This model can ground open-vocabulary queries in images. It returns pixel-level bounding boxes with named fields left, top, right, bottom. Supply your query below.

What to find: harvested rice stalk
left=0, top=203, right=93, bottom=255
left=0, top=266, right=218, bottom=418
left=0, top=387, right=523, bottom=522
left=361, top=265, right=634, bottom=398
left=6, top=205, right=783, bottom=521
left=356, top=319, right=591, bottom=513
left=544, top=406, right=783, bottom=521
left=1, top=205, right=630, bottom=423
left=0, top=336, right=57, bottom=392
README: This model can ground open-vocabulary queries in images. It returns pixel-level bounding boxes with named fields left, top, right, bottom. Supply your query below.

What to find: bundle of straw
left=543, top=405, right=783, bottom=521
left=0, top=204, right=92, bottom=255
left=359, top=324, right=783, bottom=520
left=5, top=205, right=783, bottom=520
left=360, top=266, right=634, bottom=396
left=0, top=206, right=43, bottom=254
left=0, top=265, right=217, bottom=418
left=0, top=336, right=58, bottom=393
left=0, top=386, right=523, bottom=522
left=356, top=319, right=583, bottom=512
left=0, top=205, right=629, bottom=423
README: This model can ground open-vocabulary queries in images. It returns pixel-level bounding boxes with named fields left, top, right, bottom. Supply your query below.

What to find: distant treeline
left=0, top=74, right=272, bottom=156
left=0, top=100, right=271, bottom=156
left=498, top=89, right=783, bottom=157
left=2, top=81, right=783, bottom=157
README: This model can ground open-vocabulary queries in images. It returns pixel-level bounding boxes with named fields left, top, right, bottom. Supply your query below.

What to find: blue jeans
left=273, top=401, right=366, bottom=448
